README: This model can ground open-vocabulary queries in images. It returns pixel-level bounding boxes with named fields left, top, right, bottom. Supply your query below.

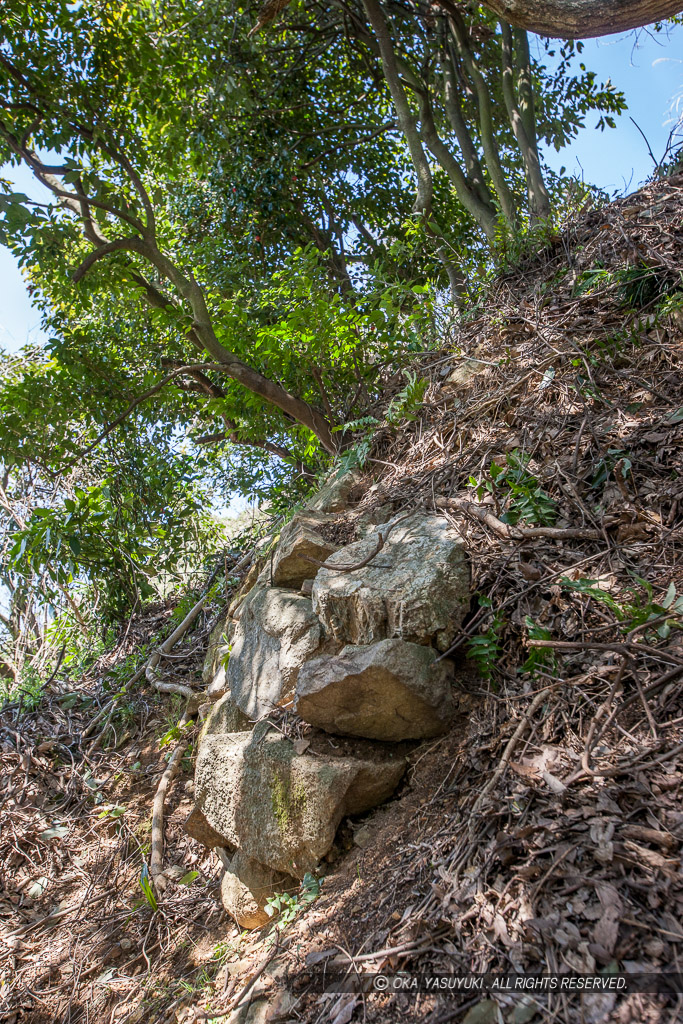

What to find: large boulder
left=307, top=468, right=361, bottom=514
left=312, top=512, right=470, bottom=652
left=228, top=583, right=326, bottom=719
left=220, top=849, right=296, bottom=930
left=271, top=513, right=339, bottom=588
left=201, top=692, right=253, bottom=739
left=295, top=639, right=455, bottom=741
left=193, top=723, right=407, bottom=877
left=183, top=806, right=230, bottom=850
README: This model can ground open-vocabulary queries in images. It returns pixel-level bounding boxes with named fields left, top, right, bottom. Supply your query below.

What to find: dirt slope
left=2, top=171, right=683, bottom=1024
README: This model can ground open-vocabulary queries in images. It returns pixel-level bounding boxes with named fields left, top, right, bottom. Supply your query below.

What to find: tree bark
left=478, top=0, right=683, bottom=39
left=499, top=22, right=551, bottom=222
left=362, top=0, right=434, bottom=217
left=449, top=12, right=518, bottom=228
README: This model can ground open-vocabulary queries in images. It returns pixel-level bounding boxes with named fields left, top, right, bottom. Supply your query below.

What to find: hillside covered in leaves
left=1, top=168, right=682, bottom=1024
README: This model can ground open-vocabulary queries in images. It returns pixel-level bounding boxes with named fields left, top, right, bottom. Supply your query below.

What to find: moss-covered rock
left=193, top=723, right=407, bottom=877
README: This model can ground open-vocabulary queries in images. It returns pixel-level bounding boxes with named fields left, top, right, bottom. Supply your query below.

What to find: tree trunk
left=449, top=12, right=518, bottom=228
left=416, top=91, right=499, bottom=238
left=362, top=0, right=434, bottom=217
left=478, top=0, right=683, bottom=39
left=440, top=43, right=496, bottom=211
left=499, top=22, right=551, bottom=222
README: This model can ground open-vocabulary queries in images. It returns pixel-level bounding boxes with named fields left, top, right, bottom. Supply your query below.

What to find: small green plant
left=385, top=370, right=428, bottom=427
left=97, top=804, right=126, bottom=821
left=466, top=597, right=504, bottom=683
left=589, top=448, right=633, bottom=490
left=522, top=617, right=556, bottom=676
left=220, top=640, right=232, bottom=670
left=573, top=261, right=677, bottom=310
left=573, top=263, right=613, bottom=298
left=331, top=370, right=428, bottom=475
left=332, top=415, right=379, bottom=473
left=158, top=717, right=193, bottom=750
left=617, top=262, right=674, bottom=310
left=265, top=873, right=320, bottom=931
left=138, top=864, right=158, bottom=912
left=470, top=450, right=557, bottom=526
left=157, top=694, right=188, bottom=746
left=561, top=576, right=683, bottom=638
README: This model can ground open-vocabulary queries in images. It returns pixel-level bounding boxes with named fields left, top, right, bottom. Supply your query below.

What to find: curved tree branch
left=477, top=0, right=683, bottom=39
left=3, top=143, right=338, bottom=453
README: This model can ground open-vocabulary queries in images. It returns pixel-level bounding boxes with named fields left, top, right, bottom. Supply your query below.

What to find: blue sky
left=1, top=23, right=682, bottom=355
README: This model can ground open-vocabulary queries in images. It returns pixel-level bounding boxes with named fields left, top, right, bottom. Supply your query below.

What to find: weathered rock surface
left=193, top=724, right=406, bottom=876
left=228, top=538, right=272, bottom=619
left=271, top=512, right=339, bottom=588
left=220, top=849, right=295, bottom=930
left=228, top=584, right=325, bottom=718
left=183, top=805, right=230, bottom=850
left=202, top=615, right=233, bottom=685
left=312, top=512, right=470, bottom=651
left=295, top=639, right=455, bottom=740
left=201, top=692, right=253, bottom=739
left=206, top=664, right=228, bottom=701
left=230, top=981, right=296, bottom=1024
left=307, top=468, right=361, bottom=514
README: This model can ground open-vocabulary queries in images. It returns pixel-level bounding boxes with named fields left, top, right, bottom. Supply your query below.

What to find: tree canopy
left=0, top=0, right=679, bottom=642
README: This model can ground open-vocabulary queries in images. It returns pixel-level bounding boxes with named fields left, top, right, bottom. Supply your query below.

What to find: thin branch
left=72, top=236, right=149, bottom=282
left=56, top=364, right=226, bottom=471
left=303, top=512, right=412, bottom=572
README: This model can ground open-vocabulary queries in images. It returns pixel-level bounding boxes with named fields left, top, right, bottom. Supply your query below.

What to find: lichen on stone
left=270, top=768, right=307, bottom=834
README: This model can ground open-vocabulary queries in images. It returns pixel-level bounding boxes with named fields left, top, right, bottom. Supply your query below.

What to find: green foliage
left=589, top=448, right=633, bottom=491
left=97, top=804, right=127, bottom=821
left=0, top=0, right=671, bottom=677
left=157, top=695, right=189, bottom=747
left=331, top=368, right=429, bottom=474
left=466, top=598, right=504, bottom=683
left=523, top=617, right=556, bottom=676
left=561, top=577, right=683, bottom=638
left=385, top=371, right=429, bottom=427
left=574, top=262, right=680, bottom=311
left=220, top=642, right=232, bottom=671
left=158, top=718, right=193, bottom=750
left=0, top=663, right=44, bottom=711
left=265, top=873, right=321, bottom=931
left=332, top=417, right=380, bottom=474
left=470, top=451, right=557, bottom=526
left=138, top=863, right=158, bottom=912
left=573, top=263, right=613, bottom=297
